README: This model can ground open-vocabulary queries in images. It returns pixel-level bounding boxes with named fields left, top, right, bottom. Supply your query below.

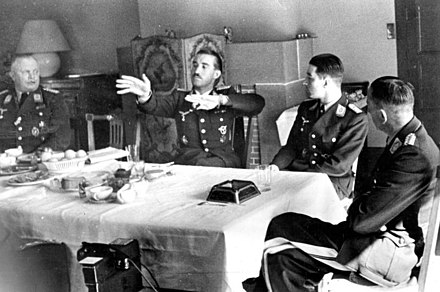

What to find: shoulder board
left=43, top=87, right=60, bottom=94
left=177, top=88, right=188, bottom=92
left=216, top=85, right=231, bottom=91
left=404, top=133, right=416, bottom=146
left=0, top=89, right=9, bottom=95
left=348, top=103, right=363, bottom=114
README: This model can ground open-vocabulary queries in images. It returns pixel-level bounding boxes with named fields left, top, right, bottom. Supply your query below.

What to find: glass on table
left=133, top=160, right=145, bottom=178
left=256, top=164, right=272, bottom=192
left=125, top=144, right=140, bottom=162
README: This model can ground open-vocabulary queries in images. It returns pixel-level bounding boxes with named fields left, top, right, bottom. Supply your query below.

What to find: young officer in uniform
left=116, top=48, right=265, bottom=168
left=0, top=55, right=70, bottom=153
left=245, top=77, right=439, bottom=292
left=271, top=54, right=369, bottom=199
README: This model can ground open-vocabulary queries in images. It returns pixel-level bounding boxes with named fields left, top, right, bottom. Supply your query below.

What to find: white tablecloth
left=0, top=162, right=346, bottom=292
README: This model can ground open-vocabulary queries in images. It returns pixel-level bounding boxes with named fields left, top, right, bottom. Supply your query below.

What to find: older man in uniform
left=116, top=48, right=265, bottom=168
left=0, top=55, right=70, bottom=153
left=245, top=77, right=439, bottom=292
left=271, top=54, right=368, bottom=199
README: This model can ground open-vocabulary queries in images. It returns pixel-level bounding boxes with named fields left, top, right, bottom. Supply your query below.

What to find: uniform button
left=39, top=112, right=43, bottom=116
left=200, top=118, right=205, bottom=123
left=202, top=140, right=207, bottom=144
left=373, top=179, right=377, bottom=184
left=41, top=137, right=45, bottom=141
left=313, top=153, right=318, bottom=157
left=204, top=148, right=209, bottom=152
left=311, top=160, right=316, bottom=165
left=312, top=145, right=316, bottom=149
left=311, top=134, right=316, bottom=139
left=18, top=127, right=22, bottom=131
left=219, top=118, right=224, bottom=122
left=201, top=129, right=206, bottom=134
left=18, top=136, right=22, bottom=141
left=332, top=137, right=336, bottom=142
left=300, top=128, right=304, bottom=132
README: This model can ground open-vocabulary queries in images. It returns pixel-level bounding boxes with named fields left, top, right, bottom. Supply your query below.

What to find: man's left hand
left=185, top=94, right=225, bottom=110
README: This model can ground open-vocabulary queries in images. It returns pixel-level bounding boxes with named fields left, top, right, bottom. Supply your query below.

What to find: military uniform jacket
left=137, top=86, right=265, bottom=167
left=271, top=96, right=368, bottom=197
left=0, top=86, right=71, bottom=153
left=261, top=117, right=439, bottom=288
left=345, top=116, right=439, bottom=255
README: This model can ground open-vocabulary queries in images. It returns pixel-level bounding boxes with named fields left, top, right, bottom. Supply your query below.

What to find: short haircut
left=10, top=54, right=36, bottom=71
left=309, top=53, right=344, bottom=82
left=370, top=76, right=415, bottom=107
left=196, top=48, right=223, bottom=73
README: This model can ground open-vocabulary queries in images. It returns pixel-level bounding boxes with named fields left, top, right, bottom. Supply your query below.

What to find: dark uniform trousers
left=0, top=87, right=70, bottom=153
left=247, top=117, right=439, bottom=292
left=137, top=86, right=264, bottom=168
left=271, top=96, right=369, bottom=199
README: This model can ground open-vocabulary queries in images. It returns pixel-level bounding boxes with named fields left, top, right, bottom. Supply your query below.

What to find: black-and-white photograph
left=0, top=1, right=439, bottom=291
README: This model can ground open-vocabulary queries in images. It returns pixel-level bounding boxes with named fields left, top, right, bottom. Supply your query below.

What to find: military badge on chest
left=181, top=135, right=188, bottom=145
left=300, top=116, right=310, bottom=132
left=0, top=107, right=7, bottom=119
left=179, top=109, right=193, bottom=122
left=218, top=125, right=227, bottom=143
left=0, top=94, right=12, bottom=120
left=31, top=126, right=40, bottom=137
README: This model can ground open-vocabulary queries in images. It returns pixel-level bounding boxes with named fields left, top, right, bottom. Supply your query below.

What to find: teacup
left=5, top=147, right=23, bottom=157
left=116, top=183, right=137, bottom=204
left=87, top=185, right=113, bottom=201
left=0, top=154, right=16, bottom=168
left=61, top=176, right=85, bottom=190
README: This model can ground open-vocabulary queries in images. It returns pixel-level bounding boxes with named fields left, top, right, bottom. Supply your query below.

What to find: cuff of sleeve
left=137, top=91, right=152, bottom=104
left=219, top=95, right=230, bottom=106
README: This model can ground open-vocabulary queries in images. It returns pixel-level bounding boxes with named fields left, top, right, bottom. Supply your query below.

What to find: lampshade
left=16, top=20, right=71, bottom=77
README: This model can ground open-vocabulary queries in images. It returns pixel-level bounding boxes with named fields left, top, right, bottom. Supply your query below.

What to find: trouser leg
left=263, top=213, right=347, bottom=291
left=266, top=248, right=341, bottom=292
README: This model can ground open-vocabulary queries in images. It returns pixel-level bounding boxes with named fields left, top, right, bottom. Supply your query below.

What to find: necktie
left=19, top=92, right=28, bottom=108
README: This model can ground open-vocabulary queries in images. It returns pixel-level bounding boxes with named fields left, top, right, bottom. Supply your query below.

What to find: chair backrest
left=417, top=165, right=440, bottom=292
left=232, top=115, right=255, bottom=168
left=85, top=113, right=124, bottom=151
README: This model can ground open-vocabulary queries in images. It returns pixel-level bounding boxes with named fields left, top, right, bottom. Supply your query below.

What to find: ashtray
left=206, top=180, right=260, bottom=204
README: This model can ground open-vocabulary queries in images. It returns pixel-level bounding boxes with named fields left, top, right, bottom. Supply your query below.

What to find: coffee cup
left=61, top=176, right=85, bottom=191
left=87, top=185, right=113, bottom=201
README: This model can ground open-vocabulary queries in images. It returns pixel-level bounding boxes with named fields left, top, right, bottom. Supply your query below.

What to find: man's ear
left=380, top=109, right=388, bottom=124
left=322, top=75, right=330, bottom=87
left=214, top=69, right=221, bottom=80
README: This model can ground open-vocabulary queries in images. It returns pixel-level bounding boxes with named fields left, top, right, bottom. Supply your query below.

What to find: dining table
left=0, top=160, right=347, bottom=292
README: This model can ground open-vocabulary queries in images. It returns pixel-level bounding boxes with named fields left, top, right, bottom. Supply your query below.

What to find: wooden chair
left=319, top=165, right=440, bottom=292
left=85, top=113, right=124, bottom=151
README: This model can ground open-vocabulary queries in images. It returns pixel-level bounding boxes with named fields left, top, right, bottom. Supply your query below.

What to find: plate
left=0, top=165, right=38, bottom=176
left=86, top=196, right=116, bottom=204
left=7, top=170, right=54, bottom=186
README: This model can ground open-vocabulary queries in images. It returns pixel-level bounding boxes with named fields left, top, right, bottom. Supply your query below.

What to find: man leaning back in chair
left=116, top=48, right=265, bottom=168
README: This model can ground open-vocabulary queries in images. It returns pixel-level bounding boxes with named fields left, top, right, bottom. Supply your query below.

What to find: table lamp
left=15, top=19, right=71, bottom=77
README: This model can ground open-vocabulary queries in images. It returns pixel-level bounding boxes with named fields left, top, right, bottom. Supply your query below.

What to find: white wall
left=298, top=0, right=397, bottom=82
left=138, top=0, right=302, bottom=41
